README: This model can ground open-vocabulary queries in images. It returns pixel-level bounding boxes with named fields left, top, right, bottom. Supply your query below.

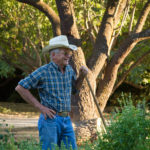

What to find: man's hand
left=75, top=66, right=89, bottom=90
left=39, top=105, right=56, bottom=120
left=79, top=66, right=88, bottom=76
left=15, top=85, right=56, bottom=120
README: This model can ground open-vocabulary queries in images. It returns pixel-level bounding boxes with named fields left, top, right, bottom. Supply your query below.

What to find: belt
left=57, top=111, right=69, bottom=117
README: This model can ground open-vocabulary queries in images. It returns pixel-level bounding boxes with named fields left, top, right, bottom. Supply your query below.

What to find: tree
left=1, top=0, right=150, bottom=121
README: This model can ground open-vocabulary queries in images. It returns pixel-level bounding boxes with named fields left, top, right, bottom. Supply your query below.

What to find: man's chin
left=64, top=61, right=69, bottom=65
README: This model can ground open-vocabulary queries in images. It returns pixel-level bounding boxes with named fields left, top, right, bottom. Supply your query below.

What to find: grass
left=0, top=102, right=40, bottom=117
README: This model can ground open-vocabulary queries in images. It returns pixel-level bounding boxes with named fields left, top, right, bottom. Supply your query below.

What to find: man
left=15, top=35, right=88, bottom=150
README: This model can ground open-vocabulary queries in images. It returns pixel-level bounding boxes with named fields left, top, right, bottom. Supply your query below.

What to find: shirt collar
left=50, top=61, right=68, bottom=72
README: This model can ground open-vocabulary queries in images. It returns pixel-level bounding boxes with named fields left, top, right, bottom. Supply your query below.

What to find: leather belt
left=57, top=111, right=69, bottom=117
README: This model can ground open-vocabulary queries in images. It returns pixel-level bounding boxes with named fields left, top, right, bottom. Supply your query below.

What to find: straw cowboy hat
left=42, top=35, right=77, bottom=53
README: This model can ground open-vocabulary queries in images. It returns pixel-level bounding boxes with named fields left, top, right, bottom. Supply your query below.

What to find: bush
left=94, top=97, right=150, bottom=150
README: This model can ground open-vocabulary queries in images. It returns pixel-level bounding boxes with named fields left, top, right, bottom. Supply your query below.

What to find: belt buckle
left=58, top=112, right=68, bottom=117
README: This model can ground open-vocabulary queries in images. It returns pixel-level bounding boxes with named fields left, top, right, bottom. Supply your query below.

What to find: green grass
left=0, top=102, right=40, bottom=117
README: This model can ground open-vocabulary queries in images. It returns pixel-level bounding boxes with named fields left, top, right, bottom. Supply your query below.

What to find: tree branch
left=87, top=0, right=128, bottom=78
left=128, top=2, right=136, bottom=34
left=112, top=48, right=150, bottom=94
left=109, top=1, right=130, bottom=54
left=36, top=21, right=44, bottom=49
left=0, top=44, right=37, bottom=72
left=26, top=37, right=42, bottom=67
left=96, top=29, right=150, bottom=112
left=124, top=81, right=146, bottom=90
left=134, top=0, right=150, bottom=33
left=118, top=40, right=149, bottom=73
left=55, top=0, right=86, bottom=74
left=112, top=29, right=150, bottom=65
left=16, top=0, right=61, bottom=36
left=115, top=3, right=130, bottom=38
left=114, top=0, right=130, bottom=25
left=87, top=12, right=96, bottom=45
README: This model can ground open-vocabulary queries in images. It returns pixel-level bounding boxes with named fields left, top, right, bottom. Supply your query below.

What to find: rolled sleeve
left=18, top=68, right=43, bottom=89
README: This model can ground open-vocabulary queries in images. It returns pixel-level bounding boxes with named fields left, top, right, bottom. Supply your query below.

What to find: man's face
left=53, top=48, right=72, bottom=67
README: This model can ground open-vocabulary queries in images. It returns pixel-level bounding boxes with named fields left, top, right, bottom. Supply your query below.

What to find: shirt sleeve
left=18, top=67, right=44, bottom=89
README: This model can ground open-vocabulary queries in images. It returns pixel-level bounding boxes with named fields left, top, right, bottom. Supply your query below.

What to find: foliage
left=1, top=0, right=148, bottom=73
left=0, top=0, right=149, bottom=81
left=74, top=0, right=105, bottom=59
left=0, top=60, right=15, bottom=78
left=110, top=91, right=150, bottom=108
left=113, top=39, right=150, bottom=105
left=122, top=40, right=150, bottom=85
left=0, top=0, right=53, bottom=75
left=0, top=131, right=41, bottom=150
left=0, top=124, right=76, bottom=150
left=94, top=97, right=150, bottom=150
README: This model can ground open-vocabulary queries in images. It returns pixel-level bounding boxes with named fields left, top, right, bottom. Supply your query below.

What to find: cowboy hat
left=42, top=35, right=77, bottom=53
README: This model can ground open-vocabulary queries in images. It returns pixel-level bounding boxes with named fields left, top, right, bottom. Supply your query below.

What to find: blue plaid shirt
left=18, top=61, right=77, bottom=112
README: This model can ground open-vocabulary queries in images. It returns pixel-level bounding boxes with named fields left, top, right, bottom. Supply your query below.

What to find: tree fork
left=96, top=29, right=150, bottom=112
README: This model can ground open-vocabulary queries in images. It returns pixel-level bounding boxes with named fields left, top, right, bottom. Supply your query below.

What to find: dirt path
left=0, top=102, right=40, bottom=141
left=0, top=114, right=39, bottom=141
left=0, top=102, right=111, bottom=142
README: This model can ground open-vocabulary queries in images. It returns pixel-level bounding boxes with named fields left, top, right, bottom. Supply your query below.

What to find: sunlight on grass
left=0, top=106, right=12, bottom=114
left=0, top=102, right=40, bottom=117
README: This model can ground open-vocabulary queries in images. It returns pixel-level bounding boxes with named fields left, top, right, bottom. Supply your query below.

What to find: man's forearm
left=76, top=66, right=89, bottom=90
left=15, top=85, right=42, bottom=111
left=75, top=73, right=86, bottom=90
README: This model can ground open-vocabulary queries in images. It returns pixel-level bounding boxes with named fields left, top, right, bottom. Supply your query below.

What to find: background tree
left=0, top=0, right=150, bottom=121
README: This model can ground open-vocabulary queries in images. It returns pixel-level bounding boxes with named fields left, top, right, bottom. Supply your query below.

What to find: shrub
left=94, top=97, right=150, bottom=150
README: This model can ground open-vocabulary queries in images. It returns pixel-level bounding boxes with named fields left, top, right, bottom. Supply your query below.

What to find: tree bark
left=56, top=0, right=98, bottom=120
left=96, top=29, right=150, bottom=112
left=134, top=0, right=150, bottom=33
left=95, top=0, right=150, bottom=112
left=55, top=0, right=86, bottom=70
left=88, top=0, right=128, bottom=78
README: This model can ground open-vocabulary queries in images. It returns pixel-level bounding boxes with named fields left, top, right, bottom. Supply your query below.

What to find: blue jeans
left=38, top=114, right=77, bottom=150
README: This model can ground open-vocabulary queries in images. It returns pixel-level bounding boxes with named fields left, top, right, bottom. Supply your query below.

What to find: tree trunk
left=56, top=0, right=98, bottom=120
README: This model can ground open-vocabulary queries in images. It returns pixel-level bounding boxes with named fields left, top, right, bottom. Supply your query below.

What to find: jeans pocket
left=46, top=115, right=57, bottom=123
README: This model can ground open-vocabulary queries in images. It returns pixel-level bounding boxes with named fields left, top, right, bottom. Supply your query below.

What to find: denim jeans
left=38, top=114, right=77, bottom=150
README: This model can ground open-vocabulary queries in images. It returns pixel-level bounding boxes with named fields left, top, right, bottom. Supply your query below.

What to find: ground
left=0, top=102, right=40, bottom=141
left=0, top=102, right=111, bottom=142
left=0, top=102, right=40, bottom=118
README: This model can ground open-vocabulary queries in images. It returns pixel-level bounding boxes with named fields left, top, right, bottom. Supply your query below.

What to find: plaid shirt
left=18, top=61, right=77, bottom=112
